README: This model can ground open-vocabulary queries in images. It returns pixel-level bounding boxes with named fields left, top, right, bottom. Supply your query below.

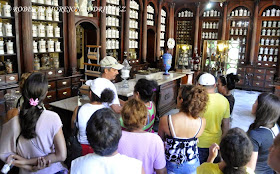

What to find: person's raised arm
left=207, top=143, right=220, bottom=163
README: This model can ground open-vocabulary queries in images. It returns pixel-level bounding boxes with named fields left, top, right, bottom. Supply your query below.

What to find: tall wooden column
left=21, top=0, right=34, bottom=72
left=169, top=3, right=175, bottom=39
left=100, top=0, right=107, bottom=59
left=249, top=0, right=259, bottom=65
left=221, top=2, right=228, bottom=40
left=168, top=3, right=175, bottom=55
left=124, top=0, right=130, bottom=58
left=194, top=2, right=200, bottom=55
left=68, top=0, right=77, bottom=74
left=142, top=0, right=147, bottom=62
left=156, top=0, right=163, bottom=60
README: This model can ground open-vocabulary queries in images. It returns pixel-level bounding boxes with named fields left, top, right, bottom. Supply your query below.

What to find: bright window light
left=206, top=3, right=212, bottom=9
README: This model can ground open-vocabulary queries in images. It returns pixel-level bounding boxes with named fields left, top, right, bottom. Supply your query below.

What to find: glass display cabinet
left=201, top=40, right=240, bottom=76
left=175, top=44, right=193, bottom=71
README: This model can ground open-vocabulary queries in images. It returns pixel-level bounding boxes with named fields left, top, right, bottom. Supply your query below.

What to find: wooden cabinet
left=199, top=4, right=222, bottom=54
left=157, top=80, right=179, bottom=117
left=0, top=0, right=21, bottom=87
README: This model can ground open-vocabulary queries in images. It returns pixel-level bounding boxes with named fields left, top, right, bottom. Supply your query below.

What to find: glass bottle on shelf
left=34, top=54, right=40, bottom=70
left=5, top=59, right=12, bottom=73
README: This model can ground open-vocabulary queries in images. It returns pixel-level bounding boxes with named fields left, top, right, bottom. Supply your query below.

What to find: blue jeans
left=198, top=147, right=221, bottom=164
left=166, top=157, right=200, bottom=174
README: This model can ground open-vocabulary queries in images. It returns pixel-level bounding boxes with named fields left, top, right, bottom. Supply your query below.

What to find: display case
left=227, top=6, right=251, bottom=65
left=199, top=7, right=222, bottom=54
left=31, top=0, right=65, bottom=77
left=0, top=0, right=20, bottom=86
left=129, top=0, right=140, bottom=60
left=106, top=0, right=122, bottom=60
left=175, top=8, right=194, bottom=45
left=201, top=40, right=240, bottom=76
left=175, top=44, right=192, bottom=71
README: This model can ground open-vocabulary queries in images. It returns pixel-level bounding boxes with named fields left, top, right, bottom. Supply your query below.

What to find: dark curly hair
left=86, top=108, right=121, bottom=156
left=121, top=98, right=147, bottom=131
left=90, top=88, right=114, bottom=104
left=221, top=128, right=253, bottom=174
left=134, top=78, right=158, bottom=103
left=19, top=72, right=48, bottom=139
left=179, top=85, right=209, bottom=118
left=248, top=93, right=280, bottom=131
left=219, top=73, right=239, bottom=90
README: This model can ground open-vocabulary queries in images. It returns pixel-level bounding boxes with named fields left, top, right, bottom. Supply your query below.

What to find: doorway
left=147, top=29, right=156, bottom=67
left=76, top=22, right=98, bottom=71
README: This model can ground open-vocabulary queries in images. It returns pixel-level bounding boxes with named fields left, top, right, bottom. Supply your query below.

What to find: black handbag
left=65, top=106, right=82, bottom=168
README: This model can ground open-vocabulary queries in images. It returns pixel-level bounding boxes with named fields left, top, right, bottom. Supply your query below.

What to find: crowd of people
left=0, top=56, right=279, bottom=174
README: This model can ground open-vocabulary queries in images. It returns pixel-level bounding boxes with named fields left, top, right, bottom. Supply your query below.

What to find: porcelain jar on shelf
left=4, top=23, right=13, bottom=36
left=34, top=55, right=40, bottom=70
left=264, top=47, right=269, bottom=54
left=6, top=40, right=14, bottom=54
left=39, top=39, right=46, bottom=53
left=45, top=0, right=52, bottom=5
left=54, top=26, right=60, bottom=37
left=0, top=23, right=3, bottom=37
left=0, top=41, right=4, bottom=54
left=263, top=55, right=268, bottom=61
left=47, top=39, right=54, bottom=52
left=38, top=23, right=45, bottom=37
left=46, top=24, right=53, bottom=37
left=46, top=7, right=53, bottom=21
left=32, top=7, right=38, bottom=19
left=37, top=6, right=46, bottom=20
left=259, top=47, right=264, bottom=54
left=263, top=21, right=267, bottom=27
left=3, top=3, right=11, bottom=17
left=53, top=0, right=59, bottom=6
left=33, top=40, right=38, bottom=53
left=53, top=10, right=59, bottom=21
left=55, top=41, right=61, bottom=52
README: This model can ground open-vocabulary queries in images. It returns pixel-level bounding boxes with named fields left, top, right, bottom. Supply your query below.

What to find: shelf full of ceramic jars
left=262, top=7, right=280, bottom=17
left=177, top=9, right=193, bottom=18
left=203, top=9, right=220, bottom=18
left=128, top=0, right=139, bottom=59
left=160, top=9, right=166, bottom=48
left=31, top=0, right=61, bottom=23
left=0, top=2, right=16, bottom=56
left=230, top=7, right=251, bottom=18
left=147, top=4, right=154, bottom=26
left=201, top=21, right=219, bottom=40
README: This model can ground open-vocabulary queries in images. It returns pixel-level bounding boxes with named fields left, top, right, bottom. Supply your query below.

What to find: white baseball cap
left=85, top=78, right=111, bottom=98
left=198, top=73, right=216, bottom=86
left=100, top=56, right=124, bottom=70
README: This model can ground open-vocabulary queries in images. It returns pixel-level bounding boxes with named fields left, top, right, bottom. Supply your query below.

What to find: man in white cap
left=86, top=56, right=124, bottom=114
left=197, top=73, right=230, bottom=164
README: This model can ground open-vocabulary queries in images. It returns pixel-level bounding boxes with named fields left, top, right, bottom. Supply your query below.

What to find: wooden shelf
left=0, top=16, right=14, bottom=19
left=32, top=19, right=62, bottom=23
left=229, top=16, right=251, bottom=20
left=0, top=36, right=15, bottom=38
left=0, top=53, right=16, bottom=56
left=106, top=13, right=121, bottom=17
left=262, top=27, right=280, bottom=29
left=32, top=2, right=59, bottom=8
left=106, top=25, right=121, bottom=28
left=34, top=51, right=63, bottom=54
left=201, top=17, right=221, bottom=20
left=230, top=26, right=249, bottom=29
left=260, top=35, right=280, bottom=38
left=259, top=45, right=279, bottom=47
left=202, top=28, right=219, bottom=31
left=33, top=37, right=63, bottom=39
left=259, top=16, right=280, bottom=20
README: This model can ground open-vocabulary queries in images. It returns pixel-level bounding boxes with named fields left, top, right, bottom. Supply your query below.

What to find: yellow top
left=197, top=163, right=255, bottom=174
left=198, top=93, right=230, bottom=148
